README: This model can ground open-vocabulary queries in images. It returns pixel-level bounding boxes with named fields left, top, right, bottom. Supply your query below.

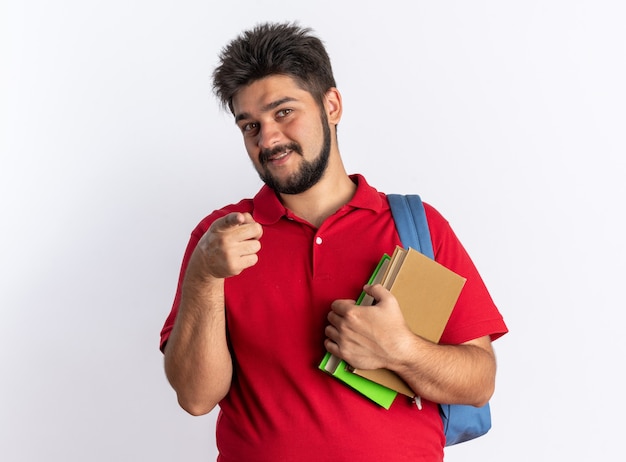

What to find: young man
left=160, top=22, right=508, bottom=462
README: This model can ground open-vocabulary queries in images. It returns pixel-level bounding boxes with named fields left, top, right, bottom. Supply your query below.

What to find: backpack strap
left=387, top=193, right=492, bottom=446
left=387, top=194, right=434, bottom=259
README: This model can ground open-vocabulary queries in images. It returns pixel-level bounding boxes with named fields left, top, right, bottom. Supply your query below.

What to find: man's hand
left=324, top=284, right=414, bottom=371
left=187, top=212, right=263, bottom=281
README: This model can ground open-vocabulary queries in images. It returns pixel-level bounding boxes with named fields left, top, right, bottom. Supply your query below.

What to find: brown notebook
left=351, top=246, right=466, bottom=397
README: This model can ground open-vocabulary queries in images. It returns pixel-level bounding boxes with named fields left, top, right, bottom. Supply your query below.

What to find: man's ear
left=324, top=87, right=343, bottom=125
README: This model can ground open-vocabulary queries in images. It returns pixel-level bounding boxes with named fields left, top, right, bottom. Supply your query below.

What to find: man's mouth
left=261, top=144, right=301, bottom=165
left=268, top=150, right=290, bottom=162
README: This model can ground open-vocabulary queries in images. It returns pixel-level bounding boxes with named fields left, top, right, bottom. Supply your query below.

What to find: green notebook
left=318, top=254, right=398, bottom=409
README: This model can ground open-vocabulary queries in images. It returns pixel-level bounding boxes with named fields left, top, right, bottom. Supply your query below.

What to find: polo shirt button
left=315, top=236, right=323, bottom=245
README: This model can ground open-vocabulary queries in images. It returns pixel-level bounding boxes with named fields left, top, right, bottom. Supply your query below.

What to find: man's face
left=232, top=75, right=331, bottom=195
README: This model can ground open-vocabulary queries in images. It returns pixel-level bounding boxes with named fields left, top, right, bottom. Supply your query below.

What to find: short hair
left=212, top=22, right=337, bottom=114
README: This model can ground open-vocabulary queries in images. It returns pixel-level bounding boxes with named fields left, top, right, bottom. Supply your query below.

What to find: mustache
left=259, top=142, right=302, bottom=165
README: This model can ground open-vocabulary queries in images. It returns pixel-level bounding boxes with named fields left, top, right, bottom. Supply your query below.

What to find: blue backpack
left=387, top=194, right=492, bottom=446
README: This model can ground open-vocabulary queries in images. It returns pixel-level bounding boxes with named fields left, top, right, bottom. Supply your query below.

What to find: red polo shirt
left=160, top=175, right=507, bottom=462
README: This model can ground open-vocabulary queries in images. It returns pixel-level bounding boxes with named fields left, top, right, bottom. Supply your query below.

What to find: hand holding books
left=325, top=283, right=415, bottom=372
left=319, top=246, right=466, bottom=408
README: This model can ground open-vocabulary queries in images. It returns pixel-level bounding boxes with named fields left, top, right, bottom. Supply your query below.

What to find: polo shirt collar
left=251, top=173, right=384, bottom=225
left=346, top=174, right=383, bottom=212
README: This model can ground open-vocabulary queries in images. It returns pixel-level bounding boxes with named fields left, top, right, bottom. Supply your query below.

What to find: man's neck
left=279, top=168, right=356, bottom=228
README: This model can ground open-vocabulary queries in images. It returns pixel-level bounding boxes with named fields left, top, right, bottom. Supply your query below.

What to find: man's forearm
left=392, top=335, right=496, bottom=407
left=164, top=277, right=232, bottom=416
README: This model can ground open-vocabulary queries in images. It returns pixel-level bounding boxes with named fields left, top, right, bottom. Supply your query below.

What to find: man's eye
left=276, top=108, right=292, bottom=118
left=242, top=122, right=258, bottom=133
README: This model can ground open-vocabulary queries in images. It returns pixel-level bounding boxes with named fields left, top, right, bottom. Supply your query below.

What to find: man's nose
left=258, top=121, right=282, bottom=150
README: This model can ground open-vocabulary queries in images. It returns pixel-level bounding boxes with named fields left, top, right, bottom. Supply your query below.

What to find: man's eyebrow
left=234, top=97, right=298, bottom=123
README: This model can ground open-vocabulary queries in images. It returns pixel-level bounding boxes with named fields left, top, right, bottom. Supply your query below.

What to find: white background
left=2, top=1, right=625, bottom=460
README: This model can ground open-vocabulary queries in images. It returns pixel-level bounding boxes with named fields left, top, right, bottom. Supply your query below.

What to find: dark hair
left=212, top=22, right=337, bottom=113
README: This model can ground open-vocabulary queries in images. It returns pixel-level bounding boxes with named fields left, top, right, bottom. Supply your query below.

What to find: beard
left=257, top=114, right=331, bottom=195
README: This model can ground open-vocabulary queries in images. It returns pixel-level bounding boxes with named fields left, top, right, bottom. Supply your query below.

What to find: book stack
left=319, top=246, right=466, bottom=409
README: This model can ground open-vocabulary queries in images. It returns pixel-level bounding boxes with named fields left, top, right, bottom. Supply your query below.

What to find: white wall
left=2, top=1, right=624, bottom=460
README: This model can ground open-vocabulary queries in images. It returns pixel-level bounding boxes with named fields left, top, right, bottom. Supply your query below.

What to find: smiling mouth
left=262, top=148, right=292, bottom=166
left=260, top=143, right=302, bottom=166
left=269, top=150, right=290, bottom=162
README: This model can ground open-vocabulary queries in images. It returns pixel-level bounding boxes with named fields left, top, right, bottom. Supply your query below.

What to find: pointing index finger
left=216, top=212, right=246, bottom=229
